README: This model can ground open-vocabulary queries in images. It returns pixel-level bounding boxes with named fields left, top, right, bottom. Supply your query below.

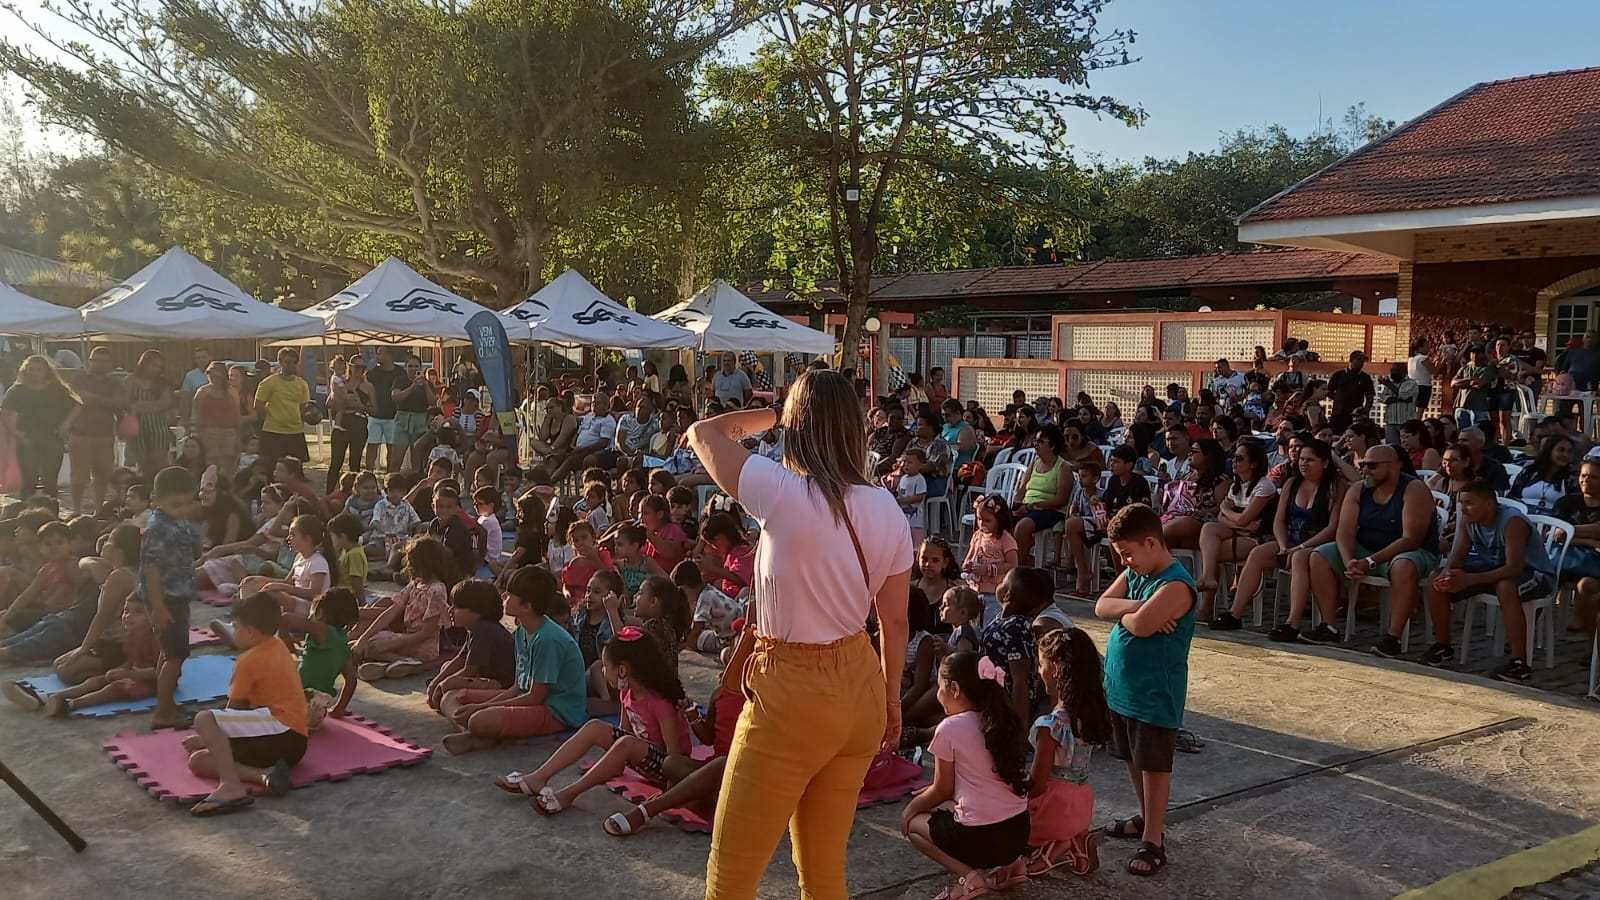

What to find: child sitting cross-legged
left=284, top=587, right=360, bottom=727
left=633, top=574, right=690, bottom=675
left=1023, top=627, right=1112, bottom=877
left=352, top=536, right=451, bottom=682
left=496, top=625, right=690, bottom=815
left=5, top=593, right=157, bottom=715
left=426, top=579, right=515, bottom=711
left=901, top=651, right=1032, bottom=899
left=440, top=566, right=587, bottom=754
left=184, top=590, right=309, bottom=817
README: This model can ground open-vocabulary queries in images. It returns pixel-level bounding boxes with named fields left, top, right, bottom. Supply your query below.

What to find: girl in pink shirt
left=901, top=651, right=1031, bottom=898
left=513, top=626, right=691, bottom=815
left=962, top=494, right=1019, bottom=624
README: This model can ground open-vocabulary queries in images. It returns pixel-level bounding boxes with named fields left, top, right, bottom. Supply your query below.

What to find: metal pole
left=0, top=758, right=87, bottom=852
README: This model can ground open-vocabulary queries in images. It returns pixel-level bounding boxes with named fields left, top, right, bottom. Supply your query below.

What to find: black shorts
left=90, top=637, right=126, bottom=668
left=1022, top=508, right=1066, bottom=531
left=156, top=597, right=192, bottom=661
left=612, top=726, right=669, bottom=781
left=929, top=808, right=1030, bottom=869
left=259, top=431, right=311, bottom=466
left=1107, top=710, right=1178, bottom=774
left=229, top=729, right=308, bottom=769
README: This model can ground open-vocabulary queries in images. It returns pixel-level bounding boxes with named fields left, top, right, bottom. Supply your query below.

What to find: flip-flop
left=2, top=680, right=42, bottom=711
left=603, top=804, right=651, bottom=837
left=1176, top=729, right=1206, bottom=754
left=495, top=771, right=537, bottom=795
left=190, top=793, right=255, bottom=817
left=264, top=761, right=292, bottom=797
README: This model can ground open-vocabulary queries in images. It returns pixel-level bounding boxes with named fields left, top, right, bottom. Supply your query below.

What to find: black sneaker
left=1493, top=659, right=1533, bottom=684
left=1370, top=634, right=1404, bottom=659
left=1418, top=643, right=1454, bottom=668
left=1211, top=612, right=1243, bottom=631
left=1268, top=624, right=1300, bottom=642
left=1299, top=623, right=1342, bottom=645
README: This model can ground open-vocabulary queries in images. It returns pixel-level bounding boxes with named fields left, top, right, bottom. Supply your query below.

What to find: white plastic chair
left=992, top=447, right=1015, bottom=467
left=959, top=463, right=1027, bottom=547
left=697, top=484, right=722, bottom=516
left=1457, top=514, right=1572, bottom=670
left=867, top=450, right=883, bottom=475
left=1431, top=491, right=1454, bottom=514
left=1013, top=448, right=1037, bottom=469
left=1501, top=463, right=1525, bottom=491
left=1415, top=468, right=1437, bottom=484
left=1497, top=496, right=1529, bottom=515
left=1514, top=384, right=1538, bottom=443
left=923, top=472, right=957, bottom=539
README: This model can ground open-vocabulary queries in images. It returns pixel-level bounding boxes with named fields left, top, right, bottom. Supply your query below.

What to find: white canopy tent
left=276, top=257, right=501, bottom=346
left=654, top=279, right=835, bottom=355
left=0, top=281, right=85, bottom=336
left=79, top=246, right=323, bottom=339
left=497, top=269, right=696, bottom=349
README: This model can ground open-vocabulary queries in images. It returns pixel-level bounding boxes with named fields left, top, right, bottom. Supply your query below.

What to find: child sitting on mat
left=352, top=537, right=450, bottom=682
left=43, top=525, right=142, bottom=686
left=901, top=651, right=1032, bottom=898
left=439, top=567, right=586, bottom=754
left=634, top=575, right=690, bottom=674
left=367, top=473, right=422, bottom=567
left=328, top=514, right=367, bottom=603
left=1023, top=627, right=1111, bottom=877
left=197, top=485, right=292, bottom=592
left=0, top=520, right=84, bottom=637
left=603, top=681, right=747, bottom=837
left=426, top=579, right=515, bottom=711
left=185, top=590, right=309, bottom=817
left=283, top=587, right=360, bottom=728
left=4, top=593, right=158, bottom=715
left=674, top=560, right=741, bottom=654
left=496, top=625, right=690, bottom=815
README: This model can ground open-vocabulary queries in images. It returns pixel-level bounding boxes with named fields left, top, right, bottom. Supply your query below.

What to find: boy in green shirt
left=1094, top=504, right=1198, bottom=878
left=281, top=586, right=360, bottom=725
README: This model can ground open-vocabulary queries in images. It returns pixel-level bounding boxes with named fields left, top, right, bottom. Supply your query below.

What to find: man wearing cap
left=1327, top=350, right=1375, bottom=433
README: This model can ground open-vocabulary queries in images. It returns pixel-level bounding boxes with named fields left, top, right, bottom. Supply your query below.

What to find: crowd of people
left=1, top=323, right=1596, bottom=897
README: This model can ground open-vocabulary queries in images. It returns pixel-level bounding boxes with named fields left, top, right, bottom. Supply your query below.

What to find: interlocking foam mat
left=198, top=589, right=233, bottom=608
left=16, top=654, right=235, bottom=717
left=589, top=747, right=930, bottom=833
left=103, top=714, right=431, bottom=803
left=188, top=627, right=223, bottom=647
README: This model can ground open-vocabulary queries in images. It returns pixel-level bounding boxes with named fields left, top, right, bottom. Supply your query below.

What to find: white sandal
left=603, top=804, right=651, bottom=837
left=495, top=771, right=536, bottom=795
left=532, top=786, right=565, bottom=815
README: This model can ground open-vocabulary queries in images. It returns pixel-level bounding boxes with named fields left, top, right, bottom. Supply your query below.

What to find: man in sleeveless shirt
left=1292, top=445, right=1439, bottom=645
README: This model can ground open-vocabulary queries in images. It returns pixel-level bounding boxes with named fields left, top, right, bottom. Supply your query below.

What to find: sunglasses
left=1356, top=460, right=1387, bottom=470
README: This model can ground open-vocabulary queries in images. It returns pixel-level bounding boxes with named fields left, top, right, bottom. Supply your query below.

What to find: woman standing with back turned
left=690, top=369, right=912, bottom=900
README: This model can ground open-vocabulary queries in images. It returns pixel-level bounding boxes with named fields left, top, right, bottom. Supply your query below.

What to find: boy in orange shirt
left=184, top=591, right=309, bottom=817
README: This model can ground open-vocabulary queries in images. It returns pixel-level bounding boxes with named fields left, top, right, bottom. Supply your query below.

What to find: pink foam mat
left=198, top=589, right=233, bottom=608
left=188, top=627, right=222, bottom=648
left=102, top=714, right=431, bottom=803
left=589, top=747, right=929, bottom=834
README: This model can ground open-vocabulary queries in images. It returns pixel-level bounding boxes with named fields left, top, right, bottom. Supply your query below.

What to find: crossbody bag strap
left=841, top=510, right=871, bottom=596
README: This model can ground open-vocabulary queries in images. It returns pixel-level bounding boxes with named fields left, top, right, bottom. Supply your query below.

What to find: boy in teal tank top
left=1093, top=504, right=1197, bottom=878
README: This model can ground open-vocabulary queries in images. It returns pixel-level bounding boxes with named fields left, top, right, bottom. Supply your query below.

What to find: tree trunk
left=675, top=193, right=698, bottom=301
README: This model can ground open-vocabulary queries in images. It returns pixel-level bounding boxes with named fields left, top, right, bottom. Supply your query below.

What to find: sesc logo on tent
left=386, top=288, right=461, bottom=315
left=509, top=299, right=550, bottom=321
left=155, top=284, right=246, bottom=314
left=728, top=311, right=786, bottom=330
left=572, top=301, right=633, bottom=327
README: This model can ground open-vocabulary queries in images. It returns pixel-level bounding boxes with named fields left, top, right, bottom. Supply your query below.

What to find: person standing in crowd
left=1558, top=330, right=1600, bottom=392
left=1209, top=359, right=1246, bottom=411
left=192, top=361, right=241, bottom=478
left=712, top=352, right=753, bottom=407
left=1514, top=330, right=1547, bottom=399
left=254, top=348, right=311, bottom=475
left=68, top=346, right=120, bottom=512
left=180, top=347, right=212, bottom=406
left=1408, top=338, right=1433, bottom=415
left=391, top=355, right=433, bottom=471
left=689, top=370, right=911, bottom=899
left=1377, top=362, right=1419, bottom=445
left=2, top=355, right=81, bottom=498
left=125, top=349, right=176, bottom=477
left=928, top=366, right=950, bottom=406
left=1326, top=351, right=1375, bottom=433
left=327, top=357, right=372, bottom=493
left=365, top=346, right=401, bottom=473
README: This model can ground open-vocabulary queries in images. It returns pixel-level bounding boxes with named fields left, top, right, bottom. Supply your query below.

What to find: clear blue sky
left=1061, top=0, right=1600, bottom=161
left=6, top=0, right=1600, bottom=163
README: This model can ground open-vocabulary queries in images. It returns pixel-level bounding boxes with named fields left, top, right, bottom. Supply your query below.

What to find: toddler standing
left=144, top=467, right=203, bottom=731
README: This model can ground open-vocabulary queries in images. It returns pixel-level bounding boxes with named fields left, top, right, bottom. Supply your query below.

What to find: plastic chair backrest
left=1415, top=468, right=1437, bottom=484
left=1527, top=514, right=1575, bottom=584
left=1502, top=463, right=1525, bottom=487
left=1431, top=490, right=1453, bottom=513
left=1013, top=448, right=1038, bottom=469
left=981, top=463, right=1029, bottom=504
left=992, top=446, right=1015, bottom=467
left=1498, top=496, right=1529, bottom=515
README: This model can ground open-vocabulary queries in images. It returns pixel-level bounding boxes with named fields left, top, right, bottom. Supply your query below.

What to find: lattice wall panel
left=1293, top=320, right=1368, bottom=361
left=1159, top=322, right=1275, bottom=362
left=959, top=368, right=1060, bottom=412
left=1069, top=369, right=1193, bottom=409
left=1370, top=324, right=1399, bottom=363
left=928, top=337, right=962, bottom=375
left=1055, top=323, right=1155, bottom=361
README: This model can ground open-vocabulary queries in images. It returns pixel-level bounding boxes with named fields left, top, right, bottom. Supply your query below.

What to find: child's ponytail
left=603, top=627, right=686, bottom=703
left=1039, top=627, right=1112, bottom=746
left=940, top=651, right=1028, bottom=796
left=293, top=514, right=341, bottom=589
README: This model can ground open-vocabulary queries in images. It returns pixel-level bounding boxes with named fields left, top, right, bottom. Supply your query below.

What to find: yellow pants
left=705, top=631, right=885, bottom=900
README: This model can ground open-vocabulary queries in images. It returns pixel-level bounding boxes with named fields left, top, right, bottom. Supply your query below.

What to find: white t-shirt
left=693, top=585, right=743, bottom=638
left=737, top=454, right=913, bottom=643
left=372, top=496, right=422, bottom=540
left=1227, top=478, right=1278, bottom=510
left=290, top=552, right=330, bottom=591
left=479, top=514, right=504, bottom=561
left=895, top=472, right=927, bottom=529
left=1408, top=353, right=1431, bottom=384
left=575, top=413, right=618, bottom=448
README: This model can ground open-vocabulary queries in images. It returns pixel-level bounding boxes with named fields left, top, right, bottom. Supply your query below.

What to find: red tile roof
left=746, top=248, right=1396, bottom=307
left=1241, top=67, right=1600, bottom=224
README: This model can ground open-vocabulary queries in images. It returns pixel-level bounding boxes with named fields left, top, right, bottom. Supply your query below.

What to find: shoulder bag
left=720, top=506, right=872, bottom=696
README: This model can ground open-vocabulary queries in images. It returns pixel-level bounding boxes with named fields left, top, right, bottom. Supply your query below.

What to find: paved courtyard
left=2, top=588, right=1597, bottom=899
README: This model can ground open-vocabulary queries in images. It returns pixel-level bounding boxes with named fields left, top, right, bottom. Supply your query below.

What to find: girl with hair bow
left=901, top=651, right=1032, bottom=899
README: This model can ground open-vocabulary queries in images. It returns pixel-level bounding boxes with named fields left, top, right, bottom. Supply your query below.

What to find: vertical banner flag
left=466, top=310, right=519, bottom=434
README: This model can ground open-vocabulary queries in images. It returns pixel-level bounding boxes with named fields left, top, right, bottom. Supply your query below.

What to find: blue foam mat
left=18, top=654, right=236, bottom=718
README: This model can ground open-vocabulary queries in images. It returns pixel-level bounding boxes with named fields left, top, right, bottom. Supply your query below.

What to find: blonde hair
left=779, top=369, right=869, bottom=523
left=17, top=355, right=80, bottom=404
